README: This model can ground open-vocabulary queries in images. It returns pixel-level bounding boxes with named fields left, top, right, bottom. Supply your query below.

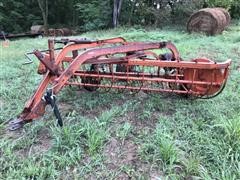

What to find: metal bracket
left=8, top=118, right=25, bottom=131
left=44, top=90, right=63, bottom=127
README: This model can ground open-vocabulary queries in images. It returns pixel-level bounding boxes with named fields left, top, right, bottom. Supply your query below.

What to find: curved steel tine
left=23, top=52, right=34, bottom=65
left=99, top=64, right=113, bottom=93
left=22, top=47, right=63, bottom=65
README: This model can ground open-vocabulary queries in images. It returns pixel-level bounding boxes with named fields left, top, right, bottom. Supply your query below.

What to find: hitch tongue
left=33, top=50, right=59, bottom=75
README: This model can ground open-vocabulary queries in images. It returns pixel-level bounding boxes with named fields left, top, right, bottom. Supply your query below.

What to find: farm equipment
left=8, top=37, right=231, bottom=130
left=0, top=31, right=42, bottom=40
left=0, top=27, right=72, bottom=41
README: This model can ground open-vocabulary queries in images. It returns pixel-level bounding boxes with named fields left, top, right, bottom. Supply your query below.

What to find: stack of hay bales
left=61, top=28, right=73, bottom=36
left=187, top=8, right=231, bottom=35
left=30, top=26, right=74, bottom=37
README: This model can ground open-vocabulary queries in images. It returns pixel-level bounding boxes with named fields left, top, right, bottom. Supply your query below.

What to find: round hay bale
left=214, top=7, right=231, bottom=26
left=55, top=29, right=64, bottom=36
left=61, top=28, right=73, bottom=36
left=48, top=28, right=56, bottom=36
left=48, top=29, right=64, bottom=37
left=187, top=8, right=228, bottom=35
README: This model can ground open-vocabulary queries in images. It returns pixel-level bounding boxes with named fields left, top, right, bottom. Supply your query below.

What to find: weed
left=182, top=153, right=202, bottom=177
left=85, top=121, right=109, bottom=155
left=116, top=122, right=132, bottom=141
left=215, top=114, right=240, bottom=150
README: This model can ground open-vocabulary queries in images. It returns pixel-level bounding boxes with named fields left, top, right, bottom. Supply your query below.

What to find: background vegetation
left=0, top=0, right=240, bottom=33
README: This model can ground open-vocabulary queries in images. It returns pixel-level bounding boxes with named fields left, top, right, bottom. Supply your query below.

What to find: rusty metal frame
left=8, top=37, right=231, bottom=130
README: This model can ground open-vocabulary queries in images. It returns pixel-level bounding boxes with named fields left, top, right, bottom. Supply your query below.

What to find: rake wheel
left=82, top=64, right=101, bottom=91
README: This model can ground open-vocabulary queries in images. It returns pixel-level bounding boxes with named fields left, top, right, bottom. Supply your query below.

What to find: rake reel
left=8, top=37, right=231, bottom=130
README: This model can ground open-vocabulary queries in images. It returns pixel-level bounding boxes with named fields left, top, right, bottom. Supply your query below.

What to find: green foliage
left=205, top=0, right=234, bottom=8
left=229, top=0, right=240, bottom=18
left=205, top=0, right=240, bottom=18
left=155, top=131, right=178, bottom=165
left=1, top=0, right=239, bottom=33
left=75, top=1, right=112, bottom=31
left=215, top=114, right=240, bottom=150
left=117, top=0, right=203, bottom=27
left=0, top=0, right=41, bottom=33
left=171, top=0, right=204, bottom=23
left=116, top=122, right=132, bottom=140
left=182, top=153, right=202, bottom=176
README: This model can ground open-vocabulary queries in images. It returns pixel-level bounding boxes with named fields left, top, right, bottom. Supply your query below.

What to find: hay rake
left=8, top=37, right=231, bottom=130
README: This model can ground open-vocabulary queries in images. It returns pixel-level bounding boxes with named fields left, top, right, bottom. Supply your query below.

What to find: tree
left=37, top=0, right=48, bottom=32
left=75, top=1, right=111, bottom=31
left=113, top=0, right=123, bottom=28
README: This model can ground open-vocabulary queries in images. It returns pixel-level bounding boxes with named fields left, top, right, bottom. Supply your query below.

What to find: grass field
left=0, top=22, right=240, bottom=179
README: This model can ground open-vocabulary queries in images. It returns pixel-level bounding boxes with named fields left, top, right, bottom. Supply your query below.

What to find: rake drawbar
left=8, top=37, right=231, bottom=130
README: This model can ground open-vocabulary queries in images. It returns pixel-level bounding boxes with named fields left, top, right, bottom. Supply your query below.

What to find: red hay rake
left=8, top=37, right=231, bottom=130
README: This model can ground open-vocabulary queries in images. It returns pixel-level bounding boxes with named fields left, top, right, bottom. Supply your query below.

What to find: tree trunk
left=113, top=0, right=123, bottom=28
left=113, top=0, right=118, bottom=27
left=37, top=0, right=48, bottom=33
left=168, top=0, right=175, bottom=23
left=117, top=0, right=123, bottom=17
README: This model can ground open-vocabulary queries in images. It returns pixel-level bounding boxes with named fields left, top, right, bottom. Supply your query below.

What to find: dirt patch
left=63, top=92, right=131, bottom=120
left=115, top=109, right=159, bottom=132
left=58, top=101, right=103, bottom=119
left=2, top=127, right=24, bottom=139
left=29, top=128, right=52, bottom=155
left=149, top=172, right=165, bottom=180
left=15, top=128, right=52, bottom=158
left=104, top=137, right=137, bottom=168
left=59, top=102, right=73, bottom=113
left=103, top=137, right=164, bottom=179
left=104, top=137, right=137, bottom=179
left=15, top=148, right=28, bottom=158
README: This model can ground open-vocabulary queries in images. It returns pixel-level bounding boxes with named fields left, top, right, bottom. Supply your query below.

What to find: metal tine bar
left=66, top=82, right=200, bottom=95
left=102, top=64, right=114, bottom=93
left=72, top=72, right=222, bottom=86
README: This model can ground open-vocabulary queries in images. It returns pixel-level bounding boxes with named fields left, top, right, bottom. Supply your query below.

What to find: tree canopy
left=0, top=0, right=239, bottom=33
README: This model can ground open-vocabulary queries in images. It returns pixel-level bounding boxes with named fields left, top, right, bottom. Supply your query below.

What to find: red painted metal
left=8, top=37, right=231, bottom=130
